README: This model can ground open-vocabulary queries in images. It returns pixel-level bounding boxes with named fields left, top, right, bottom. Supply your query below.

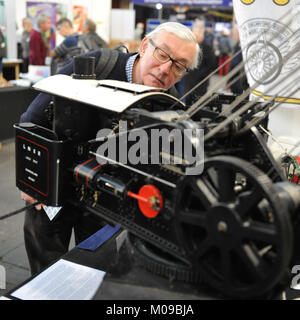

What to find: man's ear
left=139, top=37, right=149, bottom=57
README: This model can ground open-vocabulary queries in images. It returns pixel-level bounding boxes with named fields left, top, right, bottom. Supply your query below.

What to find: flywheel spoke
left=178, top=209, right=206, bottom=227
left=220, top=249, right=232, bottom=285
left=193, top=176, right=218, bottom=209
left=195, top=237, right=213, bottom=259
left=235, top=189, right=263, bottom=218
left=235, top=243, right=267, bottom=281
left=242, top=221, right=279, bottom=245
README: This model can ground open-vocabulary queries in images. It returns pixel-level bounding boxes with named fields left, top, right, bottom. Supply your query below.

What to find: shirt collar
left=125, top=53, right=139, bottom=83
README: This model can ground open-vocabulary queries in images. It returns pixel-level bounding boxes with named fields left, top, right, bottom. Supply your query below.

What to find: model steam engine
left=14, top=60, right=300, bottom=299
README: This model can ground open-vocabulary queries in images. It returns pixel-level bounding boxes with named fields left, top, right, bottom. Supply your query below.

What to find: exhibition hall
left=1, top=0, right=300, bottom=305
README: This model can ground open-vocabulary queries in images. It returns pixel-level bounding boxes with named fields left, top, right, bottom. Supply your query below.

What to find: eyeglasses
left=149, top=39, right=189, bottom=76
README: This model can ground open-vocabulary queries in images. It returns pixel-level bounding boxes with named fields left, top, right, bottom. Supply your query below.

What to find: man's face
left=57, top=24, right=68, bottom=37
left=40, top=18, right=51, bottom=32
left=137, top=31, right=197, bottom=90
left=82, top=24, right=88, bottom=34
left=25, top=22, right=32, bottom=33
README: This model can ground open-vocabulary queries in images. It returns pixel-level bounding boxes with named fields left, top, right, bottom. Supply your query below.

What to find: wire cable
left=0, top=202, right=42, bottom=221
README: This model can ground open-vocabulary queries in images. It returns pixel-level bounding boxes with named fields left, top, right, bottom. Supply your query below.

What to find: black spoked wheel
left=174, top=155, right=293, bottom=298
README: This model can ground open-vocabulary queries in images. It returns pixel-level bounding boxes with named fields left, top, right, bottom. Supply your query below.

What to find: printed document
left=11, top=259, right=106, bottom=300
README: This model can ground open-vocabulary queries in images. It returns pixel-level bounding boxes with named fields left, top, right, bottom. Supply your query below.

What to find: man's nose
left=159, top=60, right=173, bottom=74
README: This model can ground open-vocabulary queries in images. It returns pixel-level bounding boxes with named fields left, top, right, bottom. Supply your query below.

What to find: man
left=217, top=28, right=232, bottom=76
left=182, top=20, right=215, bottom=105
left=50, top=18, right=83, bottom=74
left=21, top=18, right=33, bottom=73
left=227, top=23, right=249, bottom=95
left=78, top=18, right=108, bottom=52
left=39, top=14, right=56, bottom=57
left=20, top=22, right=200, bottom=275
left=0, top=27, right=11, bottom=87
left=134, top=22, right=144, bottom=41
left=29, top=14, right=52, bottom=65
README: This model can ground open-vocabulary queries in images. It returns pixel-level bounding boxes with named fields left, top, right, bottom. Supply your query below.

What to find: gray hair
left=23, top=17, right=32, bottom=25
left=83, top=18, right=96, bottom=33
left=146, top=22, right=200, bottom=70
left=37, top=14, right=50, bottom=28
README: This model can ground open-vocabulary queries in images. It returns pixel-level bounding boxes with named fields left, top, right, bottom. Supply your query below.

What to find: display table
left=3, top=59, right=23, bottom=80
left=0, top=85, right=38, bottom=140
left=3, top=229, right=219, bottom=301
left=4, top=225, right=299, bottom=301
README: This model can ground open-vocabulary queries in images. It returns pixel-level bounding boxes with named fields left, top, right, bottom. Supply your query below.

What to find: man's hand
left=21, top=191, right=44, bottom=211
left=49, top=50, right=56, bottom=58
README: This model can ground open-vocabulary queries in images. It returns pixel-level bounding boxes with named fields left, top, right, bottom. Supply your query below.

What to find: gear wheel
left=128, top=235, right=202, bottom=284
left=174, top=155, right=293, bottom=298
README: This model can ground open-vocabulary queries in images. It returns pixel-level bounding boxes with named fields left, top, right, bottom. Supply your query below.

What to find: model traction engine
left=14, top=57, right=300, bottom=299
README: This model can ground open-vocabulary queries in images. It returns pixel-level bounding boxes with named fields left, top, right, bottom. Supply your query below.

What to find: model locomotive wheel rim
left=175, top=155, right=293, bottom=298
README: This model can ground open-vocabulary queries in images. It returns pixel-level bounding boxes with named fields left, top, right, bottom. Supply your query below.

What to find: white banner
left=132, top=0, right=232, bottom=5
left=233, top=0, right=300, bottom=155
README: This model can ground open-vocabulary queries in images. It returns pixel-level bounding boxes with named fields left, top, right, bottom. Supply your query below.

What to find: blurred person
left=20, top=22, right=200, bottom=275
left=134, top=22, right=144, bottom=41
left=39, top=14, right=56, bottom=57
left=21, top=18, right=33, bottom=73
left=78, top=18, right=108, bottom=52
left=182, top=20, right=215, bottom=105
left=217, top=28, right=232, bottom=76
left=227, top=23, right=249, bottom=95
left=29, top=14, right=51, bottom=65
left=50, top=18, right=83, bottom=74
left=0, top=27, right=11, bottom=87
left=204, top=25, right=214, bottom=48
left=204, top=25, right=218, bottom=70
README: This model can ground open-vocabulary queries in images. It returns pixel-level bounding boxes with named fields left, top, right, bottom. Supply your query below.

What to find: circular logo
left=247, top=41, right=282, bottom=84
left=239, top=18, right=298, bottom=85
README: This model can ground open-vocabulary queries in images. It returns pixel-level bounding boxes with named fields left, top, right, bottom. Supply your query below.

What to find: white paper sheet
left=11, top=259, right=106, bottom=300
left=43, top=205, right=62, bottom=221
